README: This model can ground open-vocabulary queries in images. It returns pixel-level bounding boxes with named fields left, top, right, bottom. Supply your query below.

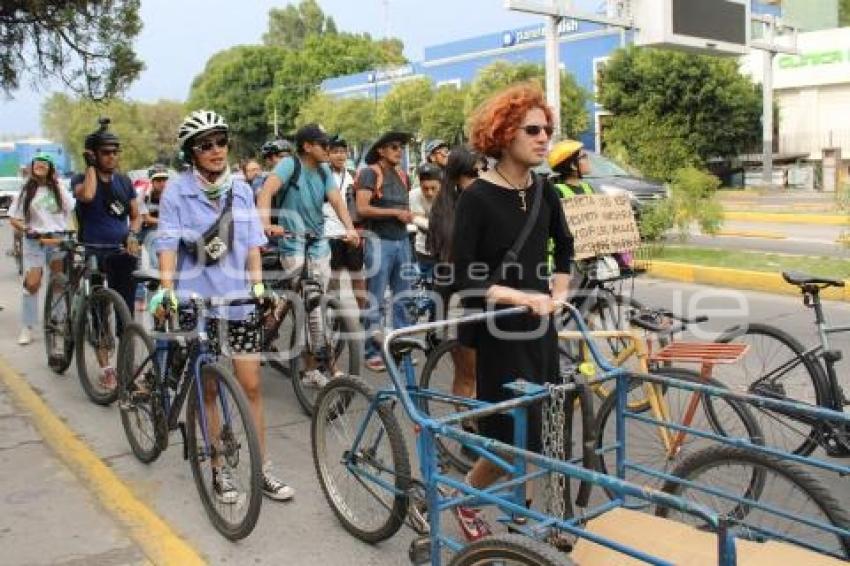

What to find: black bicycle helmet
left=84, top=117, right=120, bottom=150
left=261, top=139, right=292, bottom=158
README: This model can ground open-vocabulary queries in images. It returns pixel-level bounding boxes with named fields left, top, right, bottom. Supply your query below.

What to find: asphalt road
left=1, top=221, right=849, bottom=565
left=684, top=219, right=850, bottom=258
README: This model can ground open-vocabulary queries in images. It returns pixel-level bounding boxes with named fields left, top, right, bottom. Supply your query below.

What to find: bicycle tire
left=715, top=322, right=828, bottom=456
left=419, top=338, right=477, bottom=473
left=292, top=296, right=361, bottom=416
left=117, top=323, right=164, bottom=464
left=75, top=287, right=131, bottom=406
left=312, top=376, right=411, bottom=543
left=186, top=363, right=263, bottom=541
left=449, top=533, right=573, bottom=565
left=43, top=275, right=74, bottom=374
left=658, top=445, right=850, bottom=559
left=594, top=368, right=762, bottom=498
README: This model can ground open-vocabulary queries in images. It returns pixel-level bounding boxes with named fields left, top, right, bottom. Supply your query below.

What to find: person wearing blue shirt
left=152, top=109, right=294, bottom=504
left=72, top=118, right=141, bottom=391
left=257, top=123, right=359, bottom=390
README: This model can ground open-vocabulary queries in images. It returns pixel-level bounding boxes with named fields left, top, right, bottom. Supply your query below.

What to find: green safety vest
left=548, top=181, right=594, bottom=272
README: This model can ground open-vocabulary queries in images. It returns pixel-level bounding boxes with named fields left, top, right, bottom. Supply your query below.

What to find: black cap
left=294, top=123, right=330, bottom=151
left=328, top=134, right=347, bottom=149
left=364, top=131, right=411, bottom=165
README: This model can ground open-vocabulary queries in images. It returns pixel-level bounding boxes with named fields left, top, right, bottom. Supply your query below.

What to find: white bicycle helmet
left=178, top=110, right=229, bottom=150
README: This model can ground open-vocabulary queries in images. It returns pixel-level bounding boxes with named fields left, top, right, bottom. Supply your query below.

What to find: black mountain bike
left=261, top=233, right=362, bottom=415
left=43, top=232, right=131, bottom=405
left=716, top=271, right=850, bottom=457
left=117, top=277, right=263, bottom=540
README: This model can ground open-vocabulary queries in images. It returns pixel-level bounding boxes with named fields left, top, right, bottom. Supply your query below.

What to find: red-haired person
left=450, top=83, right=574, bottom=540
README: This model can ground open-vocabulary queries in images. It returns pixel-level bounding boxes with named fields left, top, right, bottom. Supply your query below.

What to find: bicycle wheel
left=449, top=533, right=573, bottom=565
left=715, top=323, right=827, bottom=456
left=595, top=368, right=762, bottom=496
left=75, top=287, right=131, bottom=405
left=186, top=363, right=263, bottom=541
left=43, top=275, right=74, bottom=374
left=419, top=339, right=477, bottom=473
left=292, top=296, right=362, bottom=416
left=312, top=376, right=410, bottom=543
left=659, top=445, right=850, bottom=559
left=117, top=323, right=164, bottom=464
left=264, top=301, right=298, bottom=376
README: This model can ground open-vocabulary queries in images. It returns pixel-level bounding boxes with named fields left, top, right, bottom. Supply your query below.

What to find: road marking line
left=714, top=230, right=787, bottom=240
left=0, top=357, right=206, bottom=566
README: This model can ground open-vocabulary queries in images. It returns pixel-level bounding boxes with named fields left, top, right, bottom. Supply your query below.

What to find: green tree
left=136, top=100, right=187, bottom=163
left=296, top=93, right=377, bottom=147
left=421, top=85, right=469, bottom=145
left=263, top=0, right=338, bottom=49
left=265, top=33, right=405, bottom=140
left=377, top=77, right=434, bottom=135
left=41, top=93, right=157, bottom=171
left=0, top=1, right=143, bottom=98
left=598, top=46, right=762, bottom=180
left=464, top=61, right=590, bottom=138
left=841, top=0, right=850, bottom=26
left=188, top=45, right=287, bottom=158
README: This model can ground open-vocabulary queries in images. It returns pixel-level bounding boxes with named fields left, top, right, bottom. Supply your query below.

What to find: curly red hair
left=468, top=82, right=554, bottom=158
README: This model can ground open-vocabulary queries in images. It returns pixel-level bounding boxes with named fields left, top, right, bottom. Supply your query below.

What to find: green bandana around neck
left=194, top=165, right=233, bottom=200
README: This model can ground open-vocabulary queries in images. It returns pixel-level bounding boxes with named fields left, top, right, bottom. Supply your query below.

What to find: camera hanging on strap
left=182, top=189, right=235, bottom=266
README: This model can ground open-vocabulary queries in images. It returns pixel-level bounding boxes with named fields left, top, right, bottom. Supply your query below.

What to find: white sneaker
left=300, top=369, right=329, bottom=389
left=262, top=461, right=295, bottom=501
left=17, top=327, right=32, bottom=345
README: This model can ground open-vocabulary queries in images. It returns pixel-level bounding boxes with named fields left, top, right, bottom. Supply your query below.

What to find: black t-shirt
left=357, top=166, right=409, bottom=241
left=71, top=173, right=136, bottom=245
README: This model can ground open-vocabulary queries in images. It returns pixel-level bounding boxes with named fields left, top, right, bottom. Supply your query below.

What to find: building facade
left=0, top=138, right=71, bottom=176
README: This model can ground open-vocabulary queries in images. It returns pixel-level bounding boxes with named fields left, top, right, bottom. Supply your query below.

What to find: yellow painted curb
left=715, top=230, right=787, bottom=240
left=725, top=211, right=847, bottom=226
left=648, top=261, right=850, bottom=302
left=0, top=358, right=206, bottom=566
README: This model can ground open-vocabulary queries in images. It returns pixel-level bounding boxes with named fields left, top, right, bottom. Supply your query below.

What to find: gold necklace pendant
left=518, top=190, right=527, bottom=212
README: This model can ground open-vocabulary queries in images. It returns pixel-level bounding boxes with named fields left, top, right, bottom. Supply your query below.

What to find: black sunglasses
left=193, top=136, right=229, bottom=153
left=520, top=124, right=554, bottom=138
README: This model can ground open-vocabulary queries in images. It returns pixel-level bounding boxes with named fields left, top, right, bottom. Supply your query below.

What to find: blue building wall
left=321, top=1, right=780, bottom=151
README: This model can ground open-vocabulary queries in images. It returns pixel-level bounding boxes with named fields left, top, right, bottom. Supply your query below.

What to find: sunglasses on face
left=519, top=124, right=554, bottom=138
left=98, top=148, right=121, bottom=156
left=193, top=136, right=229, bottom=153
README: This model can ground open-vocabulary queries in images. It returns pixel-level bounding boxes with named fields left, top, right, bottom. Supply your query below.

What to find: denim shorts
left=22, top=237, right=65, bottom=272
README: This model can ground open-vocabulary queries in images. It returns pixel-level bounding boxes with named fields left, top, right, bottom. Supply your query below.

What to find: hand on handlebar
left=149, top=289, right=177, bottom=320
left=264, top=224, right=286, bottom=238
left=343, top=228, right=360, bottom=247
left=522, top=292, right=558, bottom=317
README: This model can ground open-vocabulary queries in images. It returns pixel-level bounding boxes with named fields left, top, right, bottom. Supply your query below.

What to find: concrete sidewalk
left=0, top=383, right=149, bottom=566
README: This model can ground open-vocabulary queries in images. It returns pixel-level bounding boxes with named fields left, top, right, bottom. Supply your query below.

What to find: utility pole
left=750, top=13, right=797, bottom=189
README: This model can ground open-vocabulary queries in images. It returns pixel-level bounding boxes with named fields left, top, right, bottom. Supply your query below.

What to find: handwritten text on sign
left=562, top=194, right=641, bottom=260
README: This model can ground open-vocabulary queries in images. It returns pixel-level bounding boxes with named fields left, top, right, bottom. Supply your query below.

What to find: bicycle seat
left=132, top=269, right=161, bottom=286
left=782, top=271, right=845, bottom=289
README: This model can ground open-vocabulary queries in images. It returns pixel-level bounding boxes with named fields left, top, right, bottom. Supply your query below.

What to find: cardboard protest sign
left=561, top=194, right=641, bottom=260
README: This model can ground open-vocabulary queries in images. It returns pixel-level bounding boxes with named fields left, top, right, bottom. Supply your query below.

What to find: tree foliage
left=0, top=1, right=144, bottom=99
left=187, top=45, right=287, bottom=157
left=41, top=93, right=185, bottom=171
left=841, top=0, right=850, bottom=26
left=463, top=61, right=590, bottom=139
left=265, top=33, right=405, bottom=141
left=598, top=46, right=762, bottom=180
left=420, top=85, right=469, bottom=145
left=377, top=77, right=434, bottom=135
left=296, top=93, right=377, bottom=147
left=263, top=0, right=338, bottom=49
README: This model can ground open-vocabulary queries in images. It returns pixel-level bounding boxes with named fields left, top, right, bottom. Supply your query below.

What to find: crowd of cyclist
left=8, top=81, right=611, bottom=541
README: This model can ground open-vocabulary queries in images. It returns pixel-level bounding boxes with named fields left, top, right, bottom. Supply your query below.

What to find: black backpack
left=271, top=156, right=327, bottom=225
left=181, top=189, right=235, bottom=266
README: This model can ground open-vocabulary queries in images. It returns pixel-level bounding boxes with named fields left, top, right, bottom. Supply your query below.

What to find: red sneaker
left=452, top=504, right=492, bottom=542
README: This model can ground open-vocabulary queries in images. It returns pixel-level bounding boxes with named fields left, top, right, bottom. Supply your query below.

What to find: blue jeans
left=364, top=237, right=414, bottom=359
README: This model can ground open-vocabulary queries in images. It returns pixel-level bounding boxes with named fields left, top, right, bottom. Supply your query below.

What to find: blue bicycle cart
left=310, top=303, right=850, bottom=565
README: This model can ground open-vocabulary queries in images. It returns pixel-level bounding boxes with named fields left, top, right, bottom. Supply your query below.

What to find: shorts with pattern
left=177, top=308, right=263, bottom=355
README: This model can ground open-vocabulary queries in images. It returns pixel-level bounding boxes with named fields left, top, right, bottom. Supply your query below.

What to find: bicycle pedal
left=408, top=536, right=432, bottom=565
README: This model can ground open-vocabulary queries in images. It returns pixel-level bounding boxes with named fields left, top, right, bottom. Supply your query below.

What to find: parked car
left=537, top=151, right=668, bottom=209
left=0, top=177, right=24, bottom=217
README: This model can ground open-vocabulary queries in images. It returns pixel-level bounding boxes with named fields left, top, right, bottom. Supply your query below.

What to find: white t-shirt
left=408, top=187, right=434, bottom=256
left=10, top=185, right=74, bottom=233
left=322, top=167, right=354, bottom=237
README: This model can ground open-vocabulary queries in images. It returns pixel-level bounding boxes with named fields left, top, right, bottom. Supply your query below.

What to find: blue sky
left=0, top=0, right=604, bottom=137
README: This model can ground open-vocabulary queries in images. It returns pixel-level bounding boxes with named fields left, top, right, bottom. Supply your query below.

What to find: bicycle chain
left=542, top=368, right=576, bottom=521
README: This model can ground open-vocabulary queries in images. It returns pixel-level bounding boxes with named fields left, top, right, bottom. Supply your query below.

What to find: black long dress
left=452, top=177, right=574, bottom=451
